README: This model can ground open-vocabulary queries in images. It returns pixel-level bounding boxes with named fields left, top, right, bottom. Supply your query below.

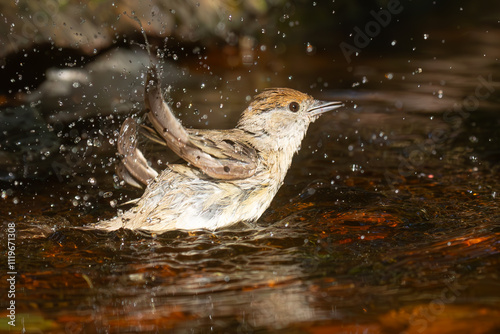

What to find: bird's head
left=237, top=88, right=343, bottom=151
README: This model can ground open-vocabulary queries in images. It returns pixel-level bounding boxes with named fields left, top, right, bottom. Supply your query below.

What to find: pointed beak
left=307, top=100, right=344, bottom=116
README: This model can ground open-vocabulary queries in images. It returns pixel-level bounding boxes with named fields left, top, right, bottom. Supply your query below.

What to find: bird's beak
left=307, top=100, right=344, bottom=116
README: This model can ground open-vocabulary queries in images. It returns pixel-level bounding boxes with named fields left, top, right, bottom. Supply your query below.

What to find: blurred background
left=0, top=1, right=499, bottom=333
left=1, top=0, right=499, bottom=180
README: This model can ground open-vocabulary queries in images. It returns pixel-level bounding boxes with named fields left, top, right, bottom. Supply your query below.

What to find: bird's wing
left=187, top=128, right=259, bottom=179
left=116, top=117, right=158, bottom=187
left=144, top=66, right=258, bottom=180
left=139, top=124, right=168, bottom=146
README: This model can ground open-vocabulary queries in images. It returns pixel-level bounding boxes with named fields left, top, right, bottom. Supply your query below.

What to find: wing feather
left=144, top=66, right=258, bottom=180
left=116, top=117, right=158, bottom=187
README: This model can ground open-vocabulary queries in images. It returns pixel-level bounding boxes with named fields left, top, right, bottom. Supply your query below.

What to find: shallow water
left=1, top=20, right=500, bottom=334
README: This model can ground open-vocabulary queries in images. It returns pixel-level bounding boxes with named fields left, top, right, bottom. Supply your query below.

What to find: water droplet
left=88, top=177, right=96, bottom=185
left=391, top=40, right=397, bottom=46
left=423, top=33, right=429, bottom=40
left=306, top=42, right=315, bottom=54
left=351, top=164, right=362, bottom=172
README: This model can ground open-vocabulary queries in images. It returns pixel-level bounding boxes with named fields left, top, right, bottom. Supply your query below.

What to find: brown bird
left=95, top=66, right=343, bottom=232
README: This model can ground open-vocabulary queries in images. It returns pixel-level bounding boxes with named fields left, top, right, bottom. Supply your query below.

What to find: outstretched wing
left=116, top=117, right=158, bottom=187
left=144, top=66, right=258, bottom=180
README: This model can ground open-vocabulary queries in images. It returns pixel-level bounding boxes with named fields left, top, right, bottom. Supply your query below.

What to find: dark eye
left=288, top=101, right=300, bottom=112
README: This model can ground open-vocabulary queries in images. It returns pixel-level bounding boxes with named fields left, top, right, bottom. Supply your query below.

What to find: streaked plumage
left=95, top=66, right=343, bottom=232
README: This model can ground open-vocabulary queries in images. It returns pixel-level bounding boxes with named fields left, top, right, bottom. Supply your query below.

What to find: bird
left=94, top=66, right=343, bottom=232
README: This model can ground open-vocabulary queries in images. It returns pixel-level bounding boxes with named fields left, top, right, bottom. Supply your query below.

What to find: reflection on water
left=1, top=27, right=499, bottom=333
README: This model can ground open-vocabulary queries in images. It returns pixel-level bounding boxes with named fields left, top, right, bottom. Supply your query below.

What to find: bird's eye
left=288, top=101, right=300, bottom=112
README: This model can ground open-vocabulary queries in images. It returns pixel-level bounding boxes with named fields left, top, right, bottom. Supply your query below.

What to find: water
left=1, top=26, right=499, bottom=334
